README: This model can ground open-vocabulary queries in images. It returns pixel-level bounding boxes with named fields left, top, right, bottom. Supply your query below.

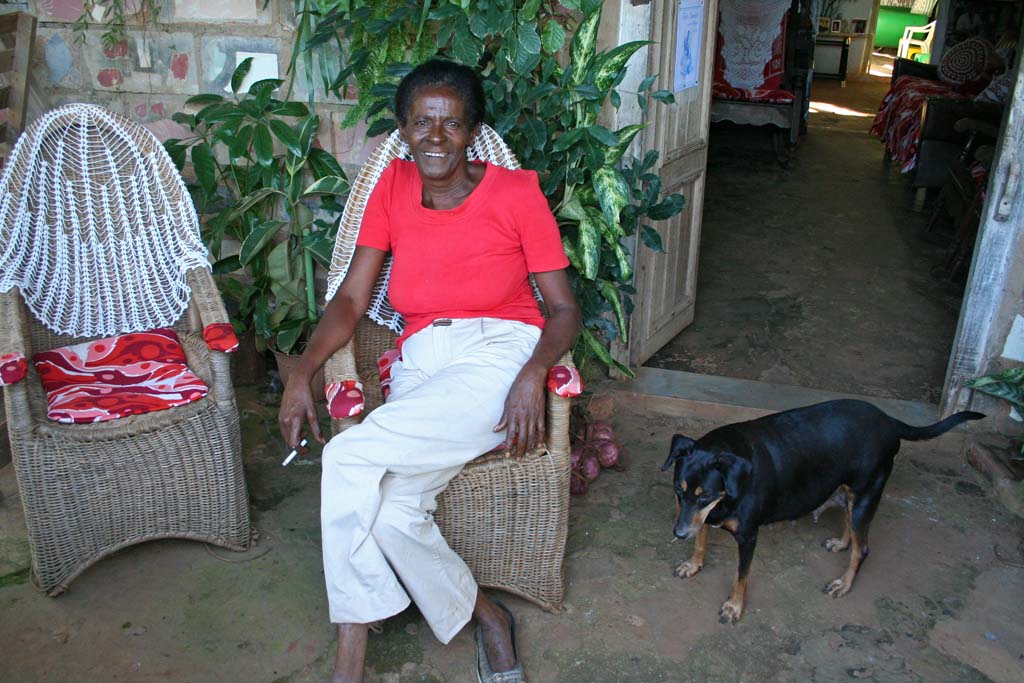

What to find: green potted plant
left=165, top=59, right=349, bottom=389
left=967, top=367, right=1024, bottom=459
left=295, top=0, right=685, bottom=377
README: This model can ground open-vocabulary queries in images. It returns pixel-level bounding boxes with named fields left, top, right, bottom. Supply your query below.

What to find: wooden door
left=622, top=0, right=718, bottom=366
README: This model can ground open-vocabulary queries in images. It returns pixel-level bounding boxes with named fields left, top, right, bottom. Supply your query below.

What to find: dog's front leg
left=674, top=524, right=708, bottom=578
left=720, top=531, right=757, bottom=624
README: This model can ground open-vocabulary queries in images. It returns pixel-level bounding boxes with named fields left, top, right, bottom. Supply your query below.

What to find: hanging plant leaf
left=190, top=142, right=217, bottom=198
left=577, top=212, right=601, bottom=279
left=593, top=41, right=651, bottom=93
left=269, top=119, right=303, bottom=158
left=599, top=279, right=628, bottom=343
left=228, top=125, right=254, bottom=160
left=605, top=124, right=646, bottom=166
left=239, top=220, right=286, bottom=266
left=302, top=175, right=350, bottom=197
left=231, top=57, right=254, bottom=94
left=541, top=19, right=566, bottom=54
left=253, top=124, right=275, bottom=167
left=569, top=8, right=602, bottom=86
left=641, top=225, right=664, bottom=252
left=581, top=326, right=634, bottom=378
left=593, top=166, right=629, bottom=236
left=648, top=193, right=686, bottom=220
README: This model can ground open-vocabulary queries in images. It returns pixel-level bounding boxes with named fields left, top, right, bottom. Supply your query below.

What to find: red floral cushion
left=326, top=380, right=365, bottom=419
left=203, top=323, right=239, bottom=352
left=547, top=364, right=583, bottom=398
left=0, top=352, right=28, bottom=385
left=32, top=328, right=209, bottom=424
left=378, top=348, right=402, bottom=400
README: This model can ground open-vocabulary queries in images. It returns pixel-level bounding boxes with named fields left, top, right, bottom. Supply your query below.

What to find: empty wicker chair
left=323, top=124, right=573, bottom=612
left=0, top=104, right=250, bottom=595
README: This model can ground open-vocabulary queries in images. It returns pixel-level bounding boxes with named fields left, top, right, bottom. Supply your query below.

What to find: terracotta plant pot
left=272, top=350, right=326, bottom=402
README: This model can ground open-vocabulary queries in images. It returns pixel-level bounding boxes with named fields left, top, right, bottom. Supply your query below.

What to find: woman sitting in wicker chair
left=278, top=59, right=580, bottom=683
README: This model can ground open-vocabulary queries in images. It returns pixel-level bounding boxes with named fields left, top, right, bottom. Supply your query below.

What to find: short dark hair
left=394, top=59, right=485, bottom=129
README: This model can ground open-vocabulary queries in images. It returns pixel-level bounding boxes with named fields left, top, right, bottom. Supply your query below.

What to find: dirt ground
left=2, top=385, right=1022, bottom=683
left=647, top=73, right=966, bottom=405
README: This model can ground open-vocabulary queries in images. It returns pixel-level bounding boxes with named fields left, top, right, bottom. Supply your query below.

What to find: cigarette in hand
left=282, top=438, right=308, bottom=467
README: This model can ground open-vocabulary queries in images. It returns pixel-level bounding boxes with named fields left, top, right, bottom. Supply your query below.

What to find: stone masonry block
left=199, top=36, right=280, bottom=95
left=169, top=0, right=270, bottom=24
left=329, top=111, right=385, bottom=174
left=36, top=27, right=83, bottom=89
left=80, top=29, right=198, bottom=95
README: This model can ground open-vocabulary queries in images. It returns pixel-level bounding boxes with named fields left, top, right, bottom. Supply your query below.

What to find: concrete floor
left=648, top=71, right=965, bottom=404
left=2, top=385, right=1023, bottom=682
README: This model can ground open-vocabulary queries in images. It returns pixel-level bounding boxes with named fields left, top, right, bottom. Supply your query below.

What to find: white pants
left=320, top=317, right=541, bottom=643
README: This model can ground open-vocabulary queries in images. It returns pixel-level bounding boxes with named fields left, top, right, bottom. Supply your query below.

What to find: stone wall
left=21, top=0, right=377, bottom=174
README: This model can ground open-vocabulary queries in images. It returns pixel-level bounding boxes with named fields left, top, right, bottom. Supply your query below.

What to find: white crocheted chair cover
left=719, top=0, right=791, bottom=90
left=0, top=103, right=209, bottom=338
left=326, top=123, right=522, bottom=334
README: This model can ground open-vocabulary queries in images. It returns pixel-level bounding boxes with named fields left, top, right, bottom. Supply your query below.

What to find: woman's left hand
left=494, top=363, right=548, bottom=459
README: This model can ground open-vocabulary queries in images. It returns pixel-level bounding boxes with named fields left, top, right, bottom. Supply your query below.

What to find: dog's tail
left=894, top=410, right=986, bottom=441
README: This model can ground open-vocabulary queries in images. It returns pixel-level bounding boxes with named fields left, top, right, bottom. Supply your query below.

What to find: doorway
left=643, top=56, right=967, bottom=404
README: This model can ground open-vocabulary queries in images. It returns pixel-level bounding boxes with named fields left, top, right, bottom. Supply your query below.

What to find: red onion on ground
left=580, top=454, right=601, bottom=482
left=592, top=438, right=620, bottom=468
left=570, top=443, right=584, bottom=470
left=570, top=471, right=589, bottom=495
left=587, top=420, right=615, bottom=442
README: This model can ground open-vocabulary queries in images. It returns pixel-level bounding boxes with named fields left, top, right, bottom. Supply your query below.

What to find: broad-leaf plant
left=165, top=58, right=350, bottom=354
left=294, top=0, right=685, bottom=375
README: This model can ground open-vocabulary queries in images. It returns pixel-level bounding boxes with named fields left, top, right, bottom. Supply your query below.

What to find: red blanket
left=871, top=76, right=968, bottom=173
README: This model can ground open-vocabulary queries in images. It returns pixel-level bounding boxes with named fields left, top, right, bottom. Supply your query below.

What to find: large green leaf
left=308, top=148, right=345, bottom=179
left=648, top=193, right=686, bottom=220
left=593, top=166, right=629, bottom=236
left=557, top=194, right=588, bottom=222
left=304, top=234, right=335, bottom=269
left=190, top=142, right=217, bottom=197
left=541, top=18, right=566, bottom=53
left=606, top=124, right=646, bottom=166
left=968, top=366, right=1024, bottom=388
left=228, top=125, right=254, bottom=160
left=302, top=175, right=350, bottom=197
left=296, top=114, right=319, bottom=158
left=267, top=240, right=292, bottom=286
left=231, top=57, right=253, bottom=94
left=577, top=212, right=601, bottom=279
left=552, top=127, right=585, bottom=153
left=569, top=8, right=602, bottom=86
left=269, top=119, right=302, bottom=158
left=274, top=319, right=306, bottom=354
left=587, top=207, right=632, bottom=279
left=599, top=279, right=628, bottom=343
left=223, top=187, right=280, bottom=224
left=186, top=93, right=225, bottom=107
left=968, top=380, right=1024, bottom=409
left=253, top=124, right=274, bottom=167
left=580, top=326, right=634, bottom=377
left=562, top=235, right=583, bottom=272
left=594, top=41, right=650, bottom=93
left=239, top=220, right=286, bottom=265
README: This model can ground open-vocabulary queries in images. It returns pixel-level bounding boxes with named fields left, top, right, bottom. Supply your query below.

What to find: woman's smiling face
left=399, top=84, right=479, bottom=184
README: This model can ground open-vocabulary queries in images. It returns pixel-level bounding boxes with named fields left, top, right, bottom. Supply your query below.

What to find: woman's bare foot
left=331, top=623, right=368, bottom=683
left=473, top=592, right=516, bottom=672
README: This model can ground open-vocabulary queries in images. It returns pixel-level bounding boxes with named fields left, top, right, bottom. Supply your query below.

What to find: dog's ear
left=661, top=434, right=695, bottom=471
left=715, top=453, right=752, bottom=499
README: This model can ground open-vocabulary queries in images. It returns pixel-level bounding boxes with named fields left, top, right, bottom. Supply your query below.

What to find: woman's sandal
left=474, top=600, right=524, bottom=683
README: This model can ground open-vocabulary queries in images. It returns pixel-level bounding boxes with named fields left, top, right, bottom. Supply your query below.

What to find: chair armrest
left=0, top=288, right=35, bottom=435
left=921, top=99, right=1003, bottom=142
left=893, top=58, right=939, bottom=83
left=325, top=339, right=362, bottom=432
left=184, top=267, right=240, bottom=352
left=544, top=352, right=575, bottom=456
left=954, top=116, right=1001, bottom=139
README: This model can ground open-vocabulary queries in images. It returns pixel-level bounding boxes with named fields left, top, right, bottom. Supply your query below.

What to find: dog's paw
left=718, top=598, right=744, bottom=624
left=673, top=560, right=703, bottom=578
left=823, top=577, right=852, bottom=598
left=823, top=537, right=850, bottom=553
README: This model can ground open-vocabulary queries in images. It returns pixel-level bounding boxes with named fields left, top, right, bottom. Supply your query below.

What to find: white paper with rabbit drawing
left=674, top=0, right=704, bottom=92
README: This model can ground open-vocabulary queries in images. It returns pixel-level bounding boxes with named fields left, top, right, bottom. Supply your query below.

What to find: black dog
left=662, top=399, right=984, bottom=623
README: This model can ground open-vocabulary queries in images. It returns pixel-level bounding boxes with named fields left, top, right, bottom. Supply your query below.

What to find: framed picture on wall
left=818, top=17, right=832, bottom=32
left=830, top=19, right=843, bottom=33
left=850, top=18, right=868, bottom=34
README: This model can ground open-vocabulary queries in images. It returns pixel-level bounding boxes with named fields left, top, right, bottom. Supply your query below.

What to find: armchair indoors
left=0, top=104, right=250, bottom=595
left=322, top=124, right=574, bottom=612
left=710, top=0, right=814, bottom=165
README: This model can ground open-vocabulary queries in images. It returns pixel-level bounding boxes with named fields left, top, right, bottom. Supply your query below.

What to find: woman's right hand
left=278, top=374, right=325, bottom=453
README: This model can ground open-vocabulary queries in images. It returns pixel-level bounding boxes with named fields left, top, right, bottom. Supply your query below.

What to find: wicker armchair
left=0, top=105, right=249, bottom=595
left=323, top=125, right=572, bottom=612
